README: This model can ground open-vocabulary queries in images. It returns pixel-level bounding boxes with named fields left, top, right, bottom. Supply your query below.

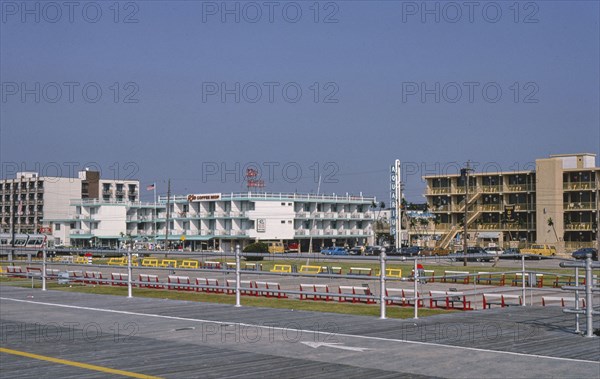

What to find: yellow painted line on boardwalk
left=0, top=347, right=161, bottom=379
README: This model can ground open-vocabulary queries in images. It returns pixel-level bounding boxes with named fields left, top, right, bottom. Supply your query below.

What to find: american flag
left=146, top=184, right=155, bottom=191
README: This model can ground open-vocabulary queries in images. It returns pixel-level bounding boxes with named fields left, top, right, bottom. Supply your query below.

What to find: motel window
left=55, top=223, right=61, bottom=231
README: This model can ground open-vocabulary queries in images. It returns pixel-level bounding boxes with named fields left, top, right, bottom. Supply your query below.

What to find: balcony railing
left=564, top=202, right=595, bottom=210
left=563, top=182, right=596, bottom=191
left=505, top=184, right=534, bottom=192
left=481, top=185, right=501, bottom=193
left=565, top=222, right=593, bottom=231
left=428, top=187, right=451, bottom=195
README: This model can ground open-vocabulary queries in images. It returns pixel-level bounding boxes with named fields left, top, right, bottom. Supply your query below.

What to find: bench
left=45, top=268, right=60, bottom=280
left=385, top=288, right=423, bottom=307
left=241, top=262, right=259, bottom=271
left=541, top=296, right=586, bottom=308
left=108, top=257, right=127, bottom=266
left=442, top=271, right=470, bottom=284
left=180, top=260, right=199, bottom=269
left=225, top=279, right=255, bottom=295
left=111, top=272, right=128, bottom=286
left=254, top=281, right=287, bottom=298
left=411, top=269, right=435, bottom=283
left=203, top=278, right=223, bottom=293
left=482, top=293, right=522, bottom=308
left=382, top=268, right=402, bottom=278
left=203, top=261, right=222, bottom=269
left=299, top=284, right=332, bottom=301
left=511, top=273, right=544, bottom=288
left=429, top=290, right=472, bottom=310
left=26, top=267, right=42, bottom=279
left=270, top=264, right=292, bottom=273
left=299, top=265, right=322, bottom=275
left=58, top=256, right=74, bottom=264
left=328, top=266, right=342, bottom=275
left=67, top=270, right=84, bottom=283
left=476, top=272, right=506, bottom=286
left=74, top=256, right=89, bottom=265
left=141, top=258, right=159, bottom=267
left=168, top=275, right=192, bottom=291
left=159, top=259, right=178, bottom=268
left=84, top=271, right=106, bottom=285
left=5, top=266, right=25, bottom=277
left=138, top=274, right=164, bottom=289
left=338, top=286, right=375, bottom=304
left=349, top=267, right=372, bottom=276
left=225, top=262, right=237, bottom=270
left=552, top=276, right=584, bottom=288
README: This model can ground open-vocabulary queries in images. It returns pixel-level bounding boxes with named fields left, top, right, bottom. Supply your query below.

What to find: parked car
left=348, top=246, right=364, bottom=256
left=484, top=246, right=504, bottom=256
left=321, top=246, right=348, bottom=255
left=323, top=247, right=348, bottom=256
left=449, top=247, right=492, bottom=262
left=364, top=246, right=383, bottom=256
left=420, top=247, right=451, bottom=256
left=285, top=242, right=300, bottom=253
left=399, top=246, right=421, bottom=257
left=571, top=248, right=598, bottom=261
left=502, top=248, right=522, bottom=259
left=521, top=244, right=556, bottom=258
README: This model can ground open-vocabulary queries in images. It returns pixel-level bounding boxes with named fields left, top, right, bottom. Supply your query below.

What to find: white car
left=485, top=247, right=504, bottom=256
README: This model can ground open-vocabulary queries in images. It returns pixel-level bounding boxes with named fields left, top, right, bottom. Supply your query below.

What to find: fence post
left=584, top=254, right=593, bottom=337
left=379, top=250, right=386, bottom=319
left=414, top=257, right=418, bottom=319
left=235, top=245, right=241, bottom=308
left=42, top=248, right=47, bottom=291
left=574, top=266, right=580, bottom=333
left=127, top=249, right=132, bottom=298
left=521, top=254, right=526, bottom=306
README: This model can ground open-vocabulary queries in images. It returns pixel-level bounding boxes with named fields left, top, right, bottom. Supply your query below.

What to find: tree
left=547, top=217, right=559, bottom=242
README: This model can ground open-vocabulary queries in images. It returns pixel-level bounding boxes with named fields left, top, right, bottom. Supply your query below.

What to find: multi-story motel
left=65, top=192, right=376, bottom=252
left=0, top=170, right=139, bottom=245
left=423, top=153, right=599, bottom=252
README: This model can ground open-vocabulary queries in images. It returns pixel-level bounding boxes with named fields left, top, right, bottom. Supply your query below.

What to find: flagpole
left=153, top=182, right=157, bottom=246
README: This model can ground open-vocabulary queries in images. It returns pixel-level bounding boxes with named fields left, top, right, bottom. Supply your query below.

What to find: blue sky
left=1, top=1, right=598, bottom=202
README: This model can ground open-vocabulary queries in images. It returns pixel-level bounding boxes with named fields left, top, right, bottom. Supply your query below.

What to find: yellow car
left=267, top=241, right=285, bottom=254
left=521, top=244, right=557, bottom=258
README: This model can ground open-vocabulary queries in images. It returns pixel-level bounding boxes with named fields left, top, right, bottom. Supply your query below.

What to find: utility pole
left=462, top=161, right=473, bottom=267
left=165, top=179, right=171, bottom=251
left=596, top=183, right=600, bottom=251
left=10, top=179, right=16, bottom=261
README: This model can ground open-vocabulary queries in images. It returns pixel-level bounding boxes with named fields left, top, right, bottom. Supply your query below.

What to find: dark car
left=449, top=247, right=492, bottom=262
left=364, top=246, right=382, bottom=256
left=348, top=247, right=363, bottom=256
left=503, top=248, right=522, bottom=259
left=571, top=248, right=598, bottom=261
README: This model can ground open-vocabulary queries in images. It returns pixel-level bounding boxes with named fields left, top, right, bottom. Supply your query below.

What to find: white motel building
left=62, top=192, right=376, bottom=251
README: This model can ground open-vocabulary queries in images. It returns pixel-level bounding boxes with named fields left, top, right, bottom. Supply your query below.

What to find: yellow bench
left=299, top=265, right=322, bottom=274
left=159, top=259, right=178, bottom=268
left=180, top=260, right=199, bottom=269
left=349, top=267, right=372, bottom=276
left=142, top=258, right=159, bottom=267
left=270, top=264, right=292, bottom=273
left=376, top=268, right=402, bottom=278
left=108, top=257, right=127, bottom=266
left=74, top=256, right=89, bottom=264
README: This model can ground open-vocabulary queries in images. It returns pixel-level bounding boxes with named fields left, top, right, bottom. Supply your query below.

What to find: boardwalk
left=1, top=285, right=598, bottom=378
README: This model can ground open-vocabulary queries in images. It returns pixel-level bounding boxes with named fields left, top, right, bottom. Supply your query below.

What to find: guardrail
left=2, top=248, right=597, bottom=322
